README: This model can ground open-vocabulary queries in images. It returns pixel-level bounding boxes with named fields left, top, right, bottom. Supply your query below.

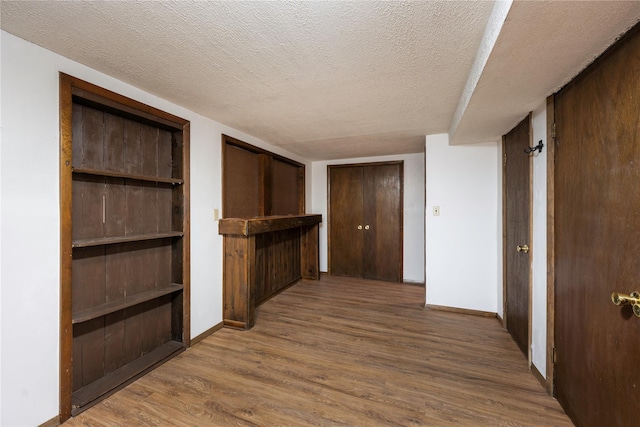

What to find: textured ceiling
left=451, top=0, right=640, bottom=145
left=1, top=1, right=639, bottom=160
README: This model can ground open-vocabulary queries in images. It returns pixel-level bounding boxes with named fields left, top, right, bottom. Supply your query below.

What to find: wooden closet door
left=554, top=23, right=640, bottom=427
left=329, top=162, right=403, bottom=282
left=503, top=115, right=531, bottom=358
left=329, top=166, right=364, bottom=277
left=363, top=163, right=403, bottom=282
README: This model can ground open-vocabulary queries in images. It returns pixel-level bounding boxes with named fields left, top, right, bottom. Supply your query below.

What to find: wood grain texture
left=218, top=214, right=321, bottom=236
left=328, top=165, right=365, bottom=277
left=554, top=22, right=640, bottom=427
left=272, top=158, right=301, bottom=215
left=363, top=163, right=403, bottom=282
left=503, top=116, right=531, bottom=358
left=545, top=94, right=555, bottom=396
left=59, top=73, right=75, bottom=420
left=221, top=218, right=320, bottom=329
left=328, top=162, right=403, bottom=281
left=60, top=74, right=190, bottom=421
left=63, top=276, right=571, bottom=427
left=223, top=144, right=261, bottom=218
left=222, top=134, right=305, bottom=218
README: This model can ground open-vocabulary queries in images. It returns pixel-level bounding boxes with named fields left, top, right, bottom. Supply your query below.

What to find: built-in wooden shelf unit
left=59, top=74, right=190, bottom=421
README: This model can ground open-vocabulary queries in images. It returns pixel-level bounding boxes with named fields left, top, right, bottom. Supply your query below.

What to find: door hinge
left=503, top=153, right=507, bottom=164
left=552, top=347, right=557, bottom=363
left=551, top=122, right=556, bottom=139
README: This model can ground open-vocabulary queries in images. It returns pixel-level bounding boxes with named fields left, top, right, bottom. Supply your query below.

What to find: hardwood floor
left=63, top=276, right=572, bottom=426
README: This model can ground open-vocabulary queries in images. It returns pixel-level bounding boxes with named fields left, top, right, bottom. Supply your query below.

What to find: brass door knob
left=516, top=244, right=529, bottom=253
left=357, top=225, right=363, bottom=230
left=611, top=292, right=640, bottom=318
left=364, top=225, right=370, bottom=230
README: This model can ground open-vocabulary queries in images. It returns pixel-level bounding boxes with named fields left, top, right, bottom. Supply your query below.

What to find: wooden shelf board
left=219, top=214, right=322, bottom=236
left=71, top=340, right=184, bottom=413
left=72, top=231, right=183, bottom=248
left=72, top=283, right=184, bottom=324
left=73, top=167, right=183, bottom=184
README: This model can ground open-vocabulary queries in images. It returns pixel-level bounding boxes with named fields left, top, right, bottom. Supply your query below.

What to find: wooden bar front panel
left=220, top=215, right=321, bottom=329
left=223, top=235, right=256, bottom=329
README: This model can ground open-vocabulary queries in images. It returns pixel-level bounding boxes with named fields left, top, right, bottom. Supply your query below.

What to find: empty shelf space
left=73, top=167, right=183, bottom=185
left=72, top=283, right=184, bottom=324
left=71, top=340, right=184, bottom=414
left=72, top=231, right=183, bottom=248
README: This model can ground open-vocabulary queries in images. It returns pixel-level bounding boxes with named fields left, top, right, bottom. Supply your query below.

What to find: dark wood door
left=363, top=164, right=403, bottom=281
left=554, top=25, right=640, bottom=427
left=329, top=166, right=365, bottom=277
left=329, top=163, right=403, bottom=282
left=504, top=116, right=531, bottom=357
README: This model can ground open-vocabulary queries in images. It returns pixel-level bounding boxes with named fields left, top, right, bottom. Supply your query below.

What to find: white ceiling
left=1, top=1, right=639, bottom=160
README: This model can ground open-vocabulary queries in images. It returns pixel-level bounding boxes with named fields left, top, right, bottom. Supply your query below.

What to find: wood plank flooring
left=63, top=276, right=572, bottom=426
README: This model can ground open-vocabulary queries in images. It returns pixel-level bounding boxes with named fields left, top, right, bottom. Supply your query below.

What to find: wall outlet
left=433, top=206, right=440, bottom=216
left=214, top=208, right=220, bottom=221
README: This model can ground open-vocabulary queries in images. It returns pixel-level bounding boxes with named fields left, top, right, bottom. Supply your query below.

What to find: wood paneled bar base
left=219, top=214, right=322, bottom=329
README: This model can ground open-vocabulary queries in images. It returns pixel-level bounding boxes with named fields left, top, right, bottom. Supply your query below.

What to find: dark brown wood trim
left=182, top=121, right=191, bottom=348
left=527, top=111, right=534, bottom=367
left=328, top=160, right=404, bottom=169
left=218, top=214, right=322, bottom=236
left=402, top=280, right=425, bottom=287
left=545, top=94, right=556, bottom=396
left=531, top=362, right=547, bottom=391
left=221, top=135, right=229, bottom=218
left=61, top=73, right=188, bottom=128
left=501, top=135, right=508, bottom=330
left=426, top=304, right=497, bottom=318
left=259, top=154, right=273, bottom=216
left=497, top=313, right=504, bottom=327
left=398, top=162, right=405, bottom=283
left=59, top=73, right=74, bottom=423
left=190, top=321, right=224, bottom=346
left=38, top=415, right=60, bottom=427
left=326, top=165, right=333, bottom=276
left=298, top=165, right=306, bottom=215
left=222, top=134, right=305, bottom=168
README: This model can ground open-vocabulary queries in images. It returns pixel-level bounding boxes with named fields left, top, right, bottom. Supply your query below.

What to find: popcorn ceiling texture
left=1, top=1, right=639, bottom=159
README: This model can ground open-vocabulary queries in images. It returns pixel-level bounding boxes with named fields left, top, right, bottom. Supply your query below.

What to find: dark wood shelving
left=72, top=283, right=184, bottom=324
left=72, top=231, right=183, bottom=248
left=71, top=340, right=184, bottom=414
left=73, top=167, right=183, bottom=185
left=60, top=75, right=190, bottom=421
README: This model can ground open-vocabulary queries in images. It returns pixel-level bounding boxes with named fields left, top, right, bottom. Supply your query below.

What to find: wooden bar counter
left=219, top=214, right=322, bottom=329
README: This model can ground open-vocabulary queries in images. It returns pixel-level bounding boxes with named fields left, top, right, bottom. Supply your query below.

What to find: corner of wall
left=425, top=134, right=500, bottom=313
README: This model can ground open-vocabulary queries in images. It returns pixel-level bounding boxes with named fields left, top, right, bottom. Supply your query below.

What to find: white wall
left=0, top=31, right=310, bottom=426
left=425, top=134, right=500, bottom=313
left=311, top=153, right=425, bottom=283
left=531, top=102, right=548, bottom=376
left=0, top=31, right=3, bottom=421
